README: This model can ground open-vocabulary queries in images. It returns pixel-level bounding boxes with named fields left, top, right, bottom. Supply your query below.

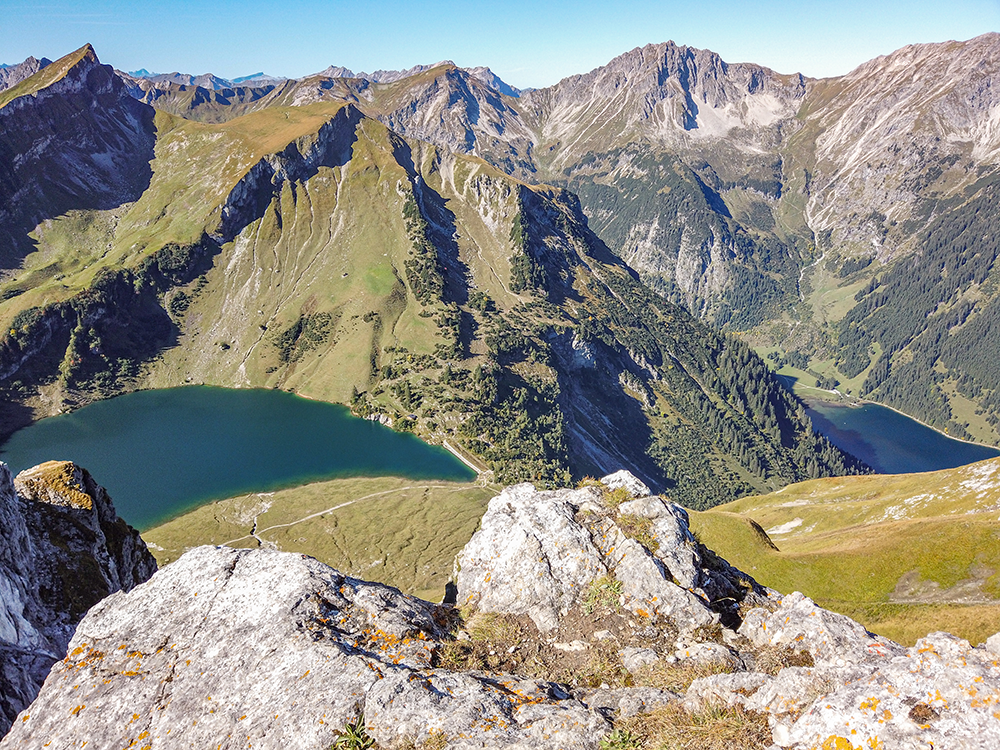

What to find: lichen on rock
left=5, top=468, right=1000, bottom=749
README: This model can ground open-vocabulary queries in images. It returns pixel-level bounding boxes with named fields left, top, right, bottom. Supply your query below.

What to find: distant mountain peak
left=315, top=59, right=520, bottom=96
left=0, top=54, right=53, bottom=92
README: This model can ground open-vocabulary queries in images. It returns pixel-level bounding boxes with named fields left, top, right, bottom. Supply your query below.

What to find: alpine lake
left=804, top=398, right=1000, bottom=474
left=2, top=386, right=998, bottom=532
left=0, top=386, right=474, bottom=530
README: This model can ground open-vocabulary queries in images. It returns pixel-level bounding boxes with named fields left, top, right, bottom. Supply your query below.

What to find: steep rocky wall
left=0, top=460, right=155, bottom=734
left=0, top=45, right=156, bottom=263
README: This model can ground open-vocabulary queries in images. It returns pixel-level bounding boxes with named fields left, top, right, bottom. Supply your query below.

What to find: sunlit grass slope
left=690, top=457, right=1000, bottom=645
left=142, top=476, right=497, bottom=602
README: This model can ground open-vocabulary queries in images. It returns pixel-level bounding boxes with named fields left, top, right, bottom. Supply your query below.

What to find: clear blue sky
left=4, top=0, right=999, bottom=88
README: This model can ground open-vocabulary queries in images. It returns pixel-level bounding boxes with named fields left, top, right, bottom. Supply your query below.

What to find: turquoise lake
left=0, top=386, right=474, bottom=530
left=805, top=399, right=1000, bottom=475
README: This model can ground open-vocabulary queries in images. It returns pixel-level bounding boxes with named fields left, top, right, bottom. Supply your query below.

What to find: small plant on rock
left=599, top=727, right=642, bottom=750
left=332, top=715, right=375, bottom=750
left=752, top=644, right=814, bottom=675
left=602, top=486, right=633, bottom=509
left=617, top=513, right=660, bottom=553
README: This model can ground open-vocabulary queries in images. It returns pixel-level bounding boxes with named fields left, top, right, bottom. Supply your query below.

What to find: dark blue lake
left=805, top=399, right=1000, bottom=475
left=0, top=386, right=475, bottom=530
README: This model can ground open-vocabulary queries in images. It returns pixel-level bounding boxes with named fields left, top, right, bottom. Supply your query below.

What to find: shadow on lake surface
left=804, top=399, right=1000, bottom=475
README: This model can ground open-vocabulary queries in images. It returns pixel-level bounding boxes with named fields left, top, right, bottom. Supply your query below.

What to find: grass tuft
left=618, top=513, right=660, bottom=554
left=583, top=575, right=624, bottom=615
left=618, top=702, right=772, bottom=750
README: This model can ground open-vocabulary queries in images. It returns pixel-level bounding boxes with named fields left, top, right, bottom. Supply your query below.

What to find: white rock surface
left=454, top=483, right=608, bottom=631
left=589, top=517, right=715, bottom=629
left=456, top=475, right=730, bottom=634
left=739, top=591, right=903, bottom=667
left=8, top=469, right=1000, bottom=749
left=1, top=546, right=609, bottom=750
left=0, top=461, right=155, bottom=735
left=786, top=632, right=1000, bottom=749
left=617, top=496, right=701, bottom=589
left=600, top=470, right=651, bottom=498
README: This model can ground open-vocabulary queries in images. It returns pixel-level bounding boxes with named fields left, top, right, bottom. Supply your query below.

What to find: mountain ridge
left=0, top=44, right=863, bottom=508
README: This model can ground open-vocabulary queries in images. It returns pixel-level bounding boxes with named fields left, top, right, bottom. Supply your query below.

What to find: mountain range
left=43, top=33, right=1000, bottom=447
left=1, top=34, right=998, bottom=506
left=4, top=35, right=1000, bottom=749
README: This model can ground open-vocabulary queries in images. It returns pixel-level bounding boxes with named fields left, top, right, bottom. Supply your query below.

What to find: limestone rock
left=619, top=646, right=659, bottom=673
left=455, top=478, right=731, bottom=634
left=600, top=470, right=651, bottom=499
left=739, top=591, right=903, bottom=667
left=455, top=483, right=608, bottom=631
left=1, top=546, right=609, bottom=750
left=617, top=496, right=701, bottom=589
left=7, top=469, right=1000, bottom=749
left=785, top=632, right=1000, bottom=749
left=575, top=687, right=679, bottom=719
left=589, top=517, right=715, bottom=630
left=367, top=671, right=607, bottom=748
left=0, top=461, right=155, bottom=735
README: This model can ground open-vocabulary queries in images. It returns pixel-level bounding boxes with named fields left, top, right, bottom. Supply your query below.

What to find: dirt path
left=219, top=484, right=468, bottom=547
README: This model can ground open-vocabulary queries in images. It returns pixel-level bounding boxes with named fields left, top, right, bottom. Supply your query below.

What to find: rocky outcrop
left=0, top=56, right=52, bottom=92
left=2, top=545, right=607, bottom=750
left=689, top=597, right=1000, bottom=749
left=455, top=478, right=770, bottom=634
left=0, top=460, right=155, bottom=735
left=5, top=470, right=1000, bottom=748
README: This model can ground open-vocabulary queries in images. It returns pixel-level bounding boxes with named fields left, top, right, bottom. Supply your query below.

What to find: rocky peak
left=316, top=60, right=519, bottom=96
left=804, top=32, right=1000, bottom=253
left=374, top=65, right=537, bottom=178
left=0, top=42, right=156, bottom=262
left=521, top=39, right=807, bottom=166
left=0, top=55, right=52, bottom=92
left=0, top=461, right=155, bottom=735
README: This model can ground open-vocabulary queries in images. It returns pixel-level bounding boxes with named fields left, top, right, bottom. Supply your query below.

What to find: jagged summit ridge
left=315, top=59, right=521, bottom=96
left=0, top=55, right=52, bottom=92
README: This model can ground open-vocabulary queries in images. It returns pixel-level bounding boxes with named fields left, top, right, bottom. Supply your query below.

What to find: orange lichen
left=820, top=736, right=859, bottom=750
left=859, top=698, right=880, bottom=713
left=70, top=705, right=85, bottom=716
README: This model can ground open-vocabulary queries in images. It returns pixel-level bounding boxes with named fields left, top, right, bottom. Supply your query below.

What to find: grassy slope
left=142, top=476, right=496, bottom=601
left=0, top=102, right=360, bottom=329
left=0, top=70, right=863, bottom=505
left=690, top=457, right=1000, bottom=645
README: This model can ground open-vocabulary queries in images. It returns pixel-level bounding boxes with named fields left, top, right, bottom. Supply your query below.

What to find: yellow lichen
left=820, top=736, right=859, bottom=750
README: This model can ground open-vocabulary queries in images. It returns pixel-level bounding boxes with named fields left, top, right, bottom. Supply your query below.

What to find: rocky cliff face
left=802, top=33, right=1000, bottom=257
left=0, top=57, right=52, bottom=92
left=0, top=44, right=156, bottom=264
left=0, top=460, right=156, bottom=735
left=4, top=471, right=997, bottom=749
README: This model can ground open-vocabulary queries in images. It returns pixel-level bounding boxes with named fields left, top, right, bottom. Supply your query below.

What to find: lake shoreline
left=803, top=396, right=1000, bottom=475
left=0, top=386, right=475, bottom=530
